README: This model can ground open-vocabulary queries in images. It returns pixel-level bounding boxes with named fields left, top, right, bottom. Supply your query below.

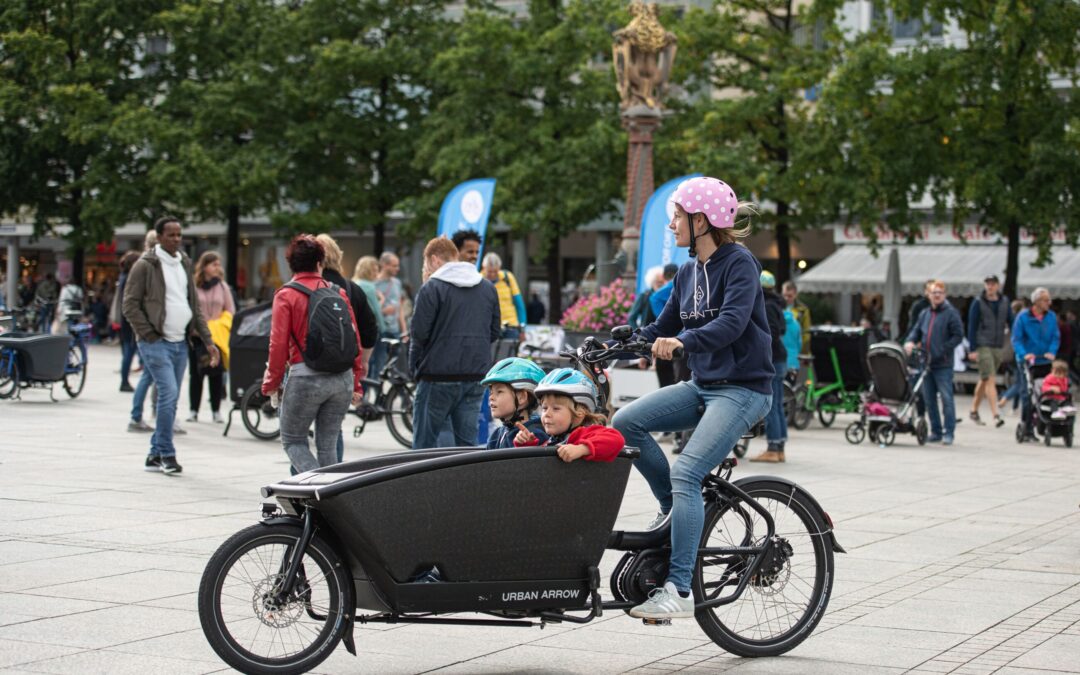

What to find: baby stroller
left=845, top=342, right=928, bottom=447
left=1016, top=362, right=1075, bottom=448
left=222, top=302, right=279, bottom=440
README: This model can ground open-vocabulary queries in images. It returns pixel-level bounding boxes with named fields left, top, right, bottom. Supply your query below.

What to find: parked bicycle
left=197, top=327, right=843, bottom=674
left=346, top=338, right=414, bottom=449
left=0, top=310, right=89, bottom=400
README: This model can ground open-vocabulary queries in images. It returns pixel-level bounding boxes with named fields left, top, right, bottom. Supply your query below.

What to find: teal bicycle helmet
left=760, top=270, right=776, bottom=288
left=481, top=357, right=546, bottom=392
left=534, top=368, right=598, bottom=410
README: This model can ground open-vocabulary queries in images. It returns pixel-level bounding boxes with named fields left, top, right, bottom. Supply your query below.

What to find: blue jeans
left=412, top=380, right=484, bottom=449
left=138, top=340, right=188, bottom=458
left=922, top=366, right=956, bottom=437
left=38, top=303, right=55, bottom=333
left=612, top=381, right=771, bottom=593
left=765, top=360, right=788, bottom=444
left=120, top=331, right=137, bottom=387
left=131, top=367, right=153, bottom=422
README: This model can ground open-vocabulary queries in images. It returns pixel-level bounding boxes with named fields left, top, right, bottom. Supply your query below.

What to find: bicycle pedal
left=642, top=618, right=671, bottom=626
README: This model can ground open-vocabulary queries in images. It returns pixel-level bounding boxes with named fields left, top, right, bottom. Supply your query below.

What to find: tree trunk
left=546, top=237, right=561, bottom=323
left=775, top=202, right=791, bottom=284
left=1005, top=218, right=1020, bottom=302
left=374, top=222, right=386, bottom=257
left=226, top=204, right=240, bottom=290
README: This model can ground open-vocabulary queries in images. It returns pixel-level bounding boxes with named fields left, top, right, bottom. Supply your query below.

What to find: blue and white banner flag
left=636, top=174, right=701, bottom=294
left=437, top=178, right=497, bottom=265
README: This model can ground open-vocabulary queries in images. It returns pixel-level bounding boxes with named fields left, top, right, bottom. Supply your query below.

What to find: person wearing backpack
left=262, top=235, right=364, bottom=474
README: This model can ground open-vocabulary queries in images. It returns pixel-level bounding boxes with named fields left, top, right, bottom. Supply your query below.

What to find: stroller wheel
left=877, top=424, right=896, bottom=448
left=915, top=418, right=928, bottom=446
left=1044, top=431, right=1052, bottom=446
left=1066, top=431, right=1073, bottom=448
left=844, top=422, right=865, bottom=445
left=1015, top=423, right=1025, bottom=444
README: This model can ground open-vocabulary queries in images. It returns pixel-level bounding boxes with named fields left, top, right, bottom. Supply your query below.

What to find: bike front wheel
left=384, top=383, right=414, bottom=449
left=240, top=386, right=281, bottom=441
left=694, top=479, right=835, bottom=657
left=198, top=522, right=352, bottom=675
left=62, top=344, right=87, bottom=398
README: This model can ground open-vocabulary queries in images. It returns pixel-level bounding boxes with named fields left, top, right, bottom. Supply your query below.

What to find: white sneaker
left=173, top=425, right=187, bottom=435
left=212, top=411, right=224, bottom=424
left=645, top=511, right=670, bottom=530
left=629, top=581, right=694, bottom=619
left=186, top=412, right=198, bottom=423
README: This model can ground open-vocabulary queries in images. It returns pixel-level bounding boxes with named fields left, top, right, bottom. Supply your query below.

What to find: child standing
left=1041, top=359, right=1077, bottom=419
left=514, top=368, right=625, bottom=462
left=482, top=357, right=549, bottom=449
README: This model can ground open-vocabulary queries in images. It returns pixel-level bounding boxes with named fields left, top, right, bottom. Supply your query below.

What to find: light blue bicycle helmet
left=481, top=357, right=546, bottom=392
left=760, top=270, right=776, bottom=288
left=534, top=368, right=598, bottom=410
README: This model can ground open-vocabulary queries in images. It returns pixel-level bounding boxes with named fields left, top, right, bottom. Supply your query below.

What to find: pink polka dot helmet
left=670, top=176, right=739, bottom=228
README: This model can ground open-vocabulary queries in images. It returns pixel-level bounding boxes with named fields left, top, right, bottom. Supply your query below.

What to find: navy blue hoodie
left=639, top=244, right=774, bottom=394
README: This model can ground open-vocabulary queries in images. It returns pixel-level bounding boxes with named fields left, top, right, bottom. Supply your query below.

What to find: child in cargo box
left=482, top=357, right=549, bottom=448
left=513, top=368, right=625, bottom=462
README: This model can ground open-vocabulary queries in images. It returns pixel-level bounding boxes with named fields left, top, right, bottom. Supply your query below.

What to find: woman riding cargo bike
left=611, top=176, right=811, bottom=621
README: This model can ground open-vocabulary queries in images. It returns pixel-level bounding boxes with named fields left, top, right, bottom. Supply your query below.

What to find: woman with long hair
left=187, top=251, right=234, bottom=423
left=611, top=177, right=773, bottom=620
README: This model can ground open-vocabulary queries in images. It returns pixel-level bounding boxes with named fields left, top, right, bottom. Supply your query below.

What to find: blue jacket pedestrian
left=905, top=298, right=964, bottom=369
left=1011, top=308, right=1060, bottom=366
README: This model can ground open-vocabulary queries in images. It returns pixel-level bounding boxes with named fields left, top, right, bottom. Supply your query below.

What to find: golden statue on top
left=612, top=2, right=678, bottom=111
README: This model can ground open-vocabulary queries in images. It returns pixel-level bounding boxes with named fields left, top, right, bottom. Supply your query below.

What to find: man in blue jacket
left=1012, top=287, right=1060, bottom=441
left=410, top=237, right=501, bottom=449
left=904, top=280, right=964, bottom=445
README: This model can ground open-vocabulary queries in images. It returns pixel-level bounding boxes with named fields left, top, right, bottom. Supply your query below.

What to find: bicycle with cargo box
left=197, top=329, right=845, bottom=675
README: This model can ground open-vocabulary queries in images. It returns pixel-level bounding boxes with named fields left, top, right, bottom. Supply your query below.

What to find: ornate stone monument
left=612, top=1, right=677, bottom=279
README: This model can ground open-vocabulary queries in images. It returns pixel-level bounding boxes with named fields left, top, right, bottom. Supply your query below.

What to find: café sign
left=835, top=223, right=1069, bottom=245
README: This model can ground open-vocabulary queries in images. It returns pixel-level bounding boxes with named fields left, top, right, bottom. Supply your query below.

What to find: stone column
left=620, top=105, right=662, bottom=281
left=5, top=241, right=18, bottom=311
left=595, top=231, right=612, bottom=288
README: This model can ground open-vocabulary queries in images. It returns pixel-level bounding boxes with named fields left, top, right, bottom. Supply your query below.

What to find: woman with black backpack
left=262, top=235, right=364, bottom=473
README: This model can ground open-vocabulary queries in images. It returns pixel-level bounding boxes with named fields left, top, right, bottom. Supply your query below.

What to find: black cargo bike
left=197, top=332, right=845, bottom=674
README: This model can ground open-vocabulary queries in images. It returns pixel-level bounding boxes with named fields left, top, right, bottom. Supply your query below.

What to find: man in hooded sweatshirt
left=409, top=236, right=500, bottom=449
left=904, top=280, right=964, bottom=445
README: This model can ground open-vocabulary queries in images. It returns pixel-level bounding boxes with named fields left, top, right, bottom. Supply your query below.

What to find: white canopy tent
left=797, top=244, right=1080, bottom=300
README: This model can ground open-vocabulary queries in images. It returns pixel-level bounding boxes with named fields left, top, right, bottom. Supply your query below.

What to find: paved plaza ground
left=1, top=344, right=1078, bottom=674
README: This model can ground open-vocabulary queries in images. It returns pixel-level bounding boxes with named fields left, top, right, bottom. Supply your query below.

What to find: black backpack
left=285, top=281, right=358, bottom=373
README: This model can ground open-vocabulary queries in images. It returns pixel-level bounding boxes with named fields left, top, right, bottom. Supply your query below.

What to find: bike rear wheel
left=62, top=344, right=87, bottom=398
left=384, top=383, right=414, bottom=449
left=693, top=479, right=835, bottom=657
left=199, top=522, right=351, bottom=675
left=240, top=386, right=281, bottom=441
left=789, top=387, right=813, bottom=430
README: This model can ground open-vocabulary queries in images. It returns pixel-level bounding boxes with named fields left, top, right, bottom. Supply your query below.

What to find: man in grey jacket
left=409, top=236, right=500, bottom=449
left=123, top=217, right=218, bottom=474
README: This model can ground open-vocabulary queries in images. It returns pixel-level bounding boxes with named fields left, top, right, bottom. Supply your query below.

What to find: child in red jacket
left=514, top=368, right=625, bottom=462
left=1041, top=360, right=1076, bottom=419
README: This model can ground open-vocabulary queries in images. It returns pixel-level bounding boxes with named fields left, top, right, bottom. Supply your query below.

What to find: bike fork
left=273, top=509, right=316, bottom=603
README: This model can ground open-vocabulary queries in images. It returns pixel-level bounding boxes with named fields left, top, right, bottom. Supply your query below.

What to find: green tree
left=113, top=0, right=294, bottom=290
left=664, top=0, right=846, bottom=283
left=0, top=0, right=172, bottom=284
left=409, top=0, right=626, bottom=318
left=270, top=0, right=449, bottom=255
left=810, top=1, right=1080, bottom=299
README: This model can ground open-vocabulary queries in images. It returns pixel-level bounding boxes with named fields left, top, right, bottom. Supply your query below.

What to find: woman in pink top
left=187, top=251, right=235, bottom=423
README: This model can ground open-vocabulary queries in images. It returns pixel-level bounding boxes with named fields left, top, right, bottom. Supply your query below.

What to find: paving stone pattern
left=1, top=344, right=1078, bottom=674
